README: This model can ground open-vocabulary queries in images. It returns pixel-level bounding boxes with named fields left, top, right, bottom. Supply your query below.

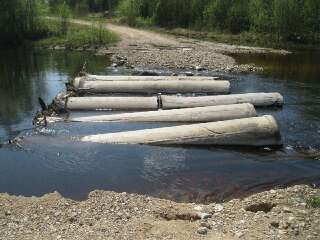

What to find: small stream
left=0, top=48, right=319, bottom=203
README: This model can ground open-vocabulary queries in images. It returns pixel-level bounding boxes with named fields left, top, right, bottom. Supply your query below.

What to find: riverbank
left=96, top=20, right=288, bottom=73
left=40, top=18, right=290, bottom=73
left=148, top=27, right=320, bottom=52
left=0, top=185, right=319, bottom=239
left=34, top=20, right=118, bottom=50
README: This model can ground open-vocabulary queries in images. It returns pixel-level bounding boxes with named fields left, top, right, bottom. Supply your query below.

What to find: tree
left=204, top=0, right=231, bottom=31
left=227, top=0, right=250, bottom=34
left=303, top=0, right=320, bottom=42
left=249, top=0, right=274, bottom=33
left=117, top=0, right=140, bottom=26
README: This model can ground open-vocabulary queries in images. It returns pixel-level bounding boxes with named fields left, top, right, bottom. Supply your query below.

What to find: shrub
left=306, top=196, right=320, bottom=208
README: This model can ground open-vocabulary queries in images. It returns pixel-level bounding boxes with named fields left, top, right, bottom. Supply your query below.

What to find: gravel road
left=71, top=19, right=288, bottom=72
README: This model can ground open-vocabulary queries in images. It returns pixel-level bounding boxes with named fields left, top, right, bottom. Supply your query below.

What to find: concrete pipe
left=81, top=115, right=282, bottom=146
left=70, top=103, right=257, bottom=122
left=66, top=96, right=158, bottom=111
left=73, top=79, right=230, bottom=94
left=81, top=75, right=220, bottom=81
left=161, top=92, right=284, bottom=109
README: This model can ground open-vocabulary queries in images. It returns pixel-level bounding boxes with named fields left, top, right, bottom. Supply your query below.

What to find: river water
left=0, top=48, right=319, bottom=203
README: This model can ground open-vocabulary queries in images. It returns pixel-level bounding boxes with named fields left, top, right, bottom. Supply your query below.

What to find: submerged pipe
left=81, top=115, right=282, bottom=146
left=161, top=92, right=284, bottom=109
left=69, top=103, right=257, bottom=122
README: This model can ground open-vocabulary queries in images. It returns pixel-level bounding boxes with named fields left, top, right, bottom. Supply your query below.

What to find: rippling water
left=0, top=48, right=319, bottom=203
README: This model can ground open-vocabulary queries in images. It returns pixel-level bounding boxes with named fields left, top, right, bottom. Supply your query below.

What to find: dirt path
left=71, top=19, right=288, bottom=72
left=105, top=23, right=181, bottom=47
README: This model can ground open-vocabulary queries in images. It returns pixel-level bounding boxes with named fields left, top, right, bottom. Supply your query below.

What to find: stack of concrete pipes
left=67, top=74, right=284, bottom=146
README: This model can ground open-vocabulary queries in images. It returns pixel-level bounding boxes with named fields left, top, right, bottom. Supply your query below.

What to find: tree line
left=1, top=0, right=320, bottom=46
left=116, top=0, right=320, bottom=44
left=0, top=0, right=49, bottom=45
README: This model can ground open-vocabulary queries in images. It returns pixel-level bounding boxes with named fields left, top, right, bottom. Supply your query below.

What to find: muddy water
left=0, top=49, right=319, bottom=203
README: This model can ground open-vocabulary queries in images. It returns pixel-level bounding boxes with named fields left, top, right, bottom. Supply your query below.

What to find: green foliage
left=0, top=0, right=49, bottom=45
left=306, top=196, right=320, bottom=208
left=249, top=0, right=274, bottom=33
left=2, top=0, right=320, bottom=46
left=56, top=2, right=72, bottom=35
left=117, top=0, right=140, bottom=26
left=204, top=0, right=230, bottom=30
left=227, top=0, right=250, bottom=34
left=35, top=22, right=119, bottom=48
left=113, top=0, right=320, bottom=45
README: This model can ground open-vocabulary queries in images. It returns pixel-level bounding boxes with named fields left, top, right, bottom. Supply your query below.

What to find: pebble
left=194, top=205, right=203, bottom=211
left=185, top=72, right=194, bottom=76
left=198, top=212, right=212, bottom=220
left=214, top=204, right=224, bottom=212
left=54, top=211, right=61, bottom=217
left=280, top=221, right=290, bottom=229
left=283, top=207, right=292, bottom=213
left=200, top=222, right=212, bottom=229
left=288, top=216, right=295, bottom=223
left=195, top=66, right=206, bottom=71
left=278, top=230, right=287, bottom=235
left=197, top=227, right=208, bottom=235
left=5, top=211, right=12, bottom=216
left=270, top=221, right=280, bottom=228
left=235, top=231, right=244, bottom=238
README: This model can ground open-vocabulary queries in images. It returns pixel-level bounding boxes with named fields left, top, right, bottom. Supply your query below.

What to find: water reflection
left=0, top=48, right=110, bottom=141
left=233, top=50, right=320, bottom=149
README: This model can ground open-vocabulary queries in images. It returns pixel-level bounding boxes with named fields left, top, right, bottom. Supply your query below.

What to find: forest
left=1, top=0, right=320, bottom=46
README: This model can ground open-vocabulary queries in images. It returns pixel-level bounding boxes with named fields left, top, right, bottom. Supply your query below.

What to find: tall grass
left=0, top=0, right=49, bottom=46
left=35, top=21, right=119, bottom=49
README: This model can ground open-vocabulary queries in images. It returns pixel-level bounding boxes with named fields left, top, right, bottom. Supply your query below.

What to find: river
left=0, top=48, right=319, bottom=203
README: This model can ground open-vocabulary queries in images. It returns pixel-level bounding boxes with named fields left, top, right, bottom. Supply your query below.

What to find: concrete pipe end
left=243, top=103, right=257, bottom=116
left=73, top=77, right=84, bottom=89
left=262, top=115, right=282, bottom=145
left=273, top=92, right=284, bottom=106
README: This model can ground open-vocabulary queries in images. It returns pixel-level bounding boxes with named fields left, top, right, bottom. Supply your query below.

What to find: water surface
left=0, top=48, right=319, bottom=203
left=0, top=48, right=110, bottom=141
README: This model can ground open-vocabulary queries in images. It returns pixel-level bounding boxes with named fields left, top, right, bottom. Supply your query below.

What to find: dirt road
left=72, top=19, right=288, bottom=72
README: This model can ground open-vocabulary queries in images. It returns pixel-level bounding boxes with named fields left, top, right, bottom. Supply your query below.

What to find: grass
left=34, top=19, right=119, bottom=49
left=106, top=17, right=285, bottom=49
left=108, top=16, right=317, bottom=50
left=152, top=27, right=308, bottom=50
left=76, top=15, right=318, bottom=50
left=306, top=196, right=320, bottom=208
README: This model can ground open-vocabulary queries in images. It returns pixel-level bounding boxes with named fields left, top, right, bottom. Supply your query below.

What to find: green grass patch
left=35, top=20, right=119, bottom=49
left=145, top=27, right=317, bottom=50
left=154, top=27, right=283, bottom=49
left=306, top=196, right=320, bottom=208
